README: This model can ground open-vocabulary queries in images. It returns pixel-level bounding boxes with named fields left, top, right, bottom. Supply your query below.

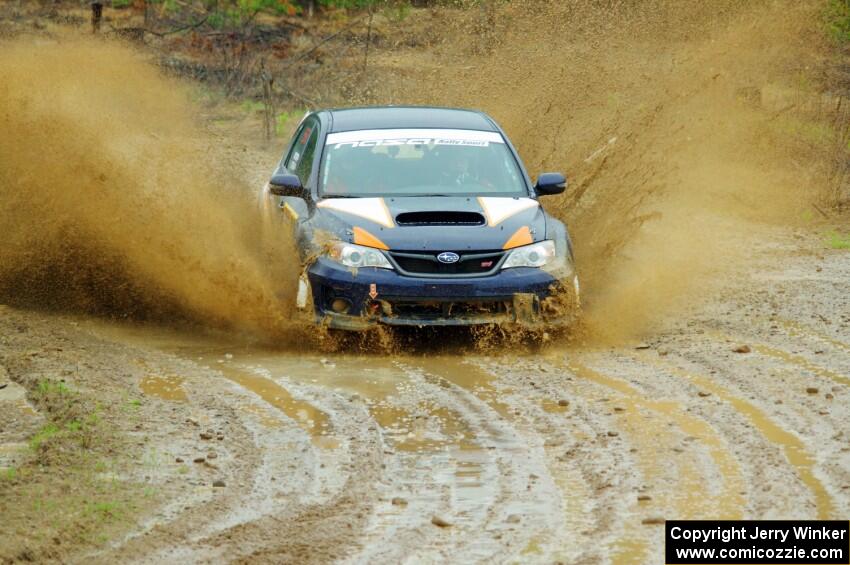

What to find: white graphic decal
left=317, top=197, right=394, bottom=228
left=477, top=197, right=538, bottom=226
left=327, top=129, right=503, bottom=149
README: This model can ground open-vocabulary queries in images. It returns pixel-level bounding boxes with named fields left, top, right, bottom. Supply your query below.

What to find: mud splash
left=0, top=35, right=296, bottom=336
left=0, top=2, right=839, bottom=349
left=365, top=0, right=835, bottom=343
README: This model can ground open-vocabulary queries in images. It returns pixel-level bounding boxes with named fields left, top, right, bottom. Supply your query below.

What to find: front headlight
left=328, top=242, right=393, bottom=269
left=503, top=240, right=555, bottom=268
left=502, top=240, right=573, bottom=275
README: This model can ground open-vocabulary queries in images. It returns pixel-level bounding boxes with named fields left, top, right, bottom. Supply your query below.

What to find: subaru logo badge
left=437, top=252, right=460, bottom=264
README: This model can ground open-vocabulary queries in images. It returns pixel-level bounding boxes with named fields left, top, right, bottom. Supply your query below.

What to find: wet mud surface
left=1, top=229, right=847, bottom=564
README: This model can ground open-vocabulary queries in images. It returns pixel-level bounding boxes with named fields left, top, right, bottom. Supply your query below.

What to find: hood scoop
left=395, top=211, right=486, bottom=226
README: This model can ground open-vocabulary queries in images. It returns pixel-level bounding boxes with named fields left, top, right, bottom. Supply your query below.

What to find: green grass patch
left=241, top=100, right=266, bottom=114
left=37, top=379, right=70, bottom=396
left=26, top=381, right=103, bottom=461
left=2, top=473, right=148, bottom=555
left=825, top=230, right=850, bottom=249
left=275, top=109, right=308, bottom=137
left=382, top=2, right=411, bottom=22
left=86, top=500, right=125, bottom=522
left=1, top=377, right=153, bottom=561
left=28, top=423, right=60, bottom=451
left=772, top=115, right=837, bottom=148
left=826, top=0, right=850, bottom=43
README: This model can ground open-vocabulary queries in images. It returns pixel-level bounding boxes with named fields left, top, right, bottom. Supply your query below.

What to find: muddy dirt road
left=2, top=227, right=848, bottom=564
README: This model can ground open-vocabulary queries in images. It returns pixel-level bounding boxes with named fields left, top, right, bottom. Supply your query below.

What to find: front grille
left=389, top=300, right=508, bottom=319
left=389, top=250, right=505, bottom=277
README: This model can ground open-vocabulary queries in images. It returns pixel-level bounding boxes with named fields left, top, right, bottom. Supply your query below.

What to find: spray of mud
left=0, top=2, right=836, bottom=349
left=363, top=0, right=833, bottom=343
left=0, top=35, right=297, bottom=336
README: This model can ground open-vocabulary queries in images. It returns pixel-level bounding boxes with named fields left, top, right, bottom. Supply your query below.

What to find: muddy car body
left=259, top=106, right=579, bottom=330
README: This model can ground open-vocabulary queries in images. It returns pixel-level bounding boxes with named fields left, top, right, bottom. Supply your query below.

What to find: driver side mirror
left=535, top=172, right=567, bottom=196
left=269, top=172, right=308, bottom=200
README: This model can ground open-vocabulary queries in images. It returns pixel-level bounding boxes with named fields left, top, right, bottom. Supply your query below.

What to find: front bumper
left=307, top=257, right=566, bottom=330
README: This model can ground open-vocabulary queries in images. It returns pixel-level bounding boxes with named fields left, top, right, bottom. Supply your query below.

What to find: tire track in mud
left=530, top=353, right=747, bottom=564
left=463, top=355, right=645, bottom=563
left=270, top=355, right=566, bottom=564
left=630, top=350, right=835, bottom=520
left=91, top=358, right=278, bottom=563
left=651, top=320, right=850, bottom=520
left=419, top=354, right=720, bottom=564
left=84, top=337, right=381, bottom=564
left=705, top=327, right=850, bottom=388
left=164, top=359, right=382, bottom=564
left=189, top=354, right=564, bottom=563
left=133, top=352, right=539, bottom=564
left=388, top=357, right=565, bottom=562
left=61, top=294, right=850, bottom=563
left=415, top=356, right=610, bottom=564
left=774, top=318, right=850, bottom=355
left=462, top=350, right=783, bottom=562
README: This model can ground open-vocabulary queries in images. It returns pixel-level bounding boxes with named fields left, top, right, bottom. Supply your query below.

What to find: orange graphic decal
left=352, top=226, right=389, bottom=250
left=503, top=226, right=533, bottom=250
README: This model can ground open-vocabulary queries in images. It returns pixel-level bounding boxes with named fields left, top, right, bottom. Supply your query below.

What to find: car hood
left=313, top=196, right=546, bottom=251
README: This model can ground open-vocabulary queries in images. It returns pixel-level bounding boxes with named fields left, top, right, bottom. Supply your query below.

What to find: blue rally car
left=259, top=106, right=579, bottom=330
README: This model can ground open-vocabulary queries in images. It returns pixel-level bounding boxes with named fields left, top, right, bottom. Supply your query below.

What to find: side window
left=285, top=118, right=319, bottom=186
left=295, top=126, right=319, bottom=186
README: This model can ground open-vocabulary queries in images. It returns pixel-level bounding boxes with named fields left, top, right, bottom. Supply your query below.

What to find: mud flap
left=573, top=275, right=581, bottom=309
left=296, top=274, right=310, bottom=309
left=512, top=293, right=538, bottom=324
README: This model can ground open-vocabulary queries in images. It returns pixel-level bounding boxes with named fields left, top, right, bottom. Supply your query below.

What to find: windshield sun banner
left=326, top=128, right=504, bottom=149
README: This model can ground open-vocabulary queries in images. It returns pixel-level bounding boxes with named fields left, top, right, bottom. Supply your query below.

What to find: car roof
left=325, top=106, right=497, bottom=133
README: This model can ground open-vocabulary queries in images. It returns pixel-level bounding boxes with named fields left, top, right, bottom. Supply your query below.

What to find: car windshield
left=320, top=128, right=527, bottom=197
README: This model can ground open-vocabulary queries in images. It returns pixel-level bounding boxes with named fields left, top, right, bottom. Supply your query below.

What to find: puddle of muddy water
left=79, top=319, right=553, bottom=553
left=140, top=375, right=187, bottom=402
left=217, top=366, right=330, bottom=435
left=410, top=356, right=512, bottom=418
left=396, top=357, right=575, bottom=559
left=77, top=318, right=341, bottom=447
left=240, top=403, right=283, bottom=429
left=100, top=320, right=490, bottom=463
